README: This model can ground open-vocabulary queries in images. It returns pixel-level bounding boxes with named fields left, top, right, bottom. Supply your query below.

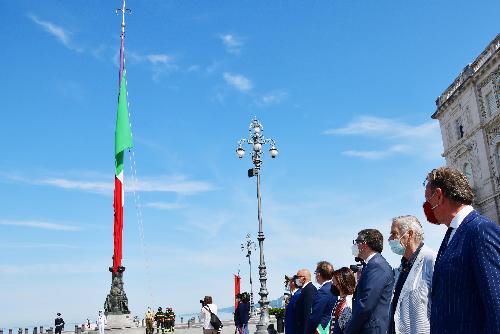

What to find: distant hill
left=219, top=295, right=286, bottom=313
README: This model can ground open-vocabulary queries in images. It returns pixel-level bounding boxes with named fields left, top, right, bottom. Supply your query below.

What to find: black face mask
left=330, top=284, right=340, bottom=296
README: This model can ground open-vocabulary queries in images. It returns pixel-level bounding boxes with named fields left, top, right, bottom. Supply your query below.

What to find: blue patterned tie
left=432, top=227, right=454, bottom=298
left=437, top=227, right=454, bottom=261
left=443, top=227, right=454, bottom=246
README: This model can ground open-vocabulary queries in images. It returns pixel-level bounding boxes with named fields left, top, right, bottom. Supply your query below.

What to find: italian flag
left=113, top=70, right=133, bottom=272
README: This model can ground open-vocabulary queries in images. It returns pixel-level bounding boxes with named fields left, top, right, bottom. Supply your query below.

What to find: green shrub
left=268, top=307, right=285, bottom=318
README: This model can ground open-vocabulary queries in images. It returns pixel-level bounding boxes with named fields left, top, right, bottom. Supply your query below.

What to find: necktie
left=436, top=227, right=454, bottom=261
left=432, top=227, right=454, bottom=297
left=443, top=227, right=454, bottom=246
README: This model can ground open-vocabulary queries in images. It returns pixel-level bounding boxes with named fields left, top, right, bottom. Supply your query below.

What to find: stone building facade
left=432, top=34, right=500, bottom=223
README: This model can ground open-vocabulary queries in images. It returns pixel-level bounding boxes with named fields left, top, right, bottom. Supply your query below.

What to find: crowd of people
left=283, top=167, right=499, bottom=334
left=51, top=167, right=497, bottom=334
left=145, top=307, right=176, bottom=334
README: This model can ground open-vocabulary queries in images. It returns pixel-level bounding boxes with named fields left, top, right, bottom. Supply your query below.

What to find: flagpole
left=104, top=2, right=133, bottom=326
left=118, top=0, right=127, bottom=85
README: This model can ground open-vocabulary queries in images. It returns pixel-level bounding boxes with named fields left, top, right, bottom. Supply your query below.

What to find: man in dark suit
left=285, top=276, right=302, bottom=334
left=305, top=261, right=337, bottom=334
left=423, top=167, right=500, bottom=333
left=294, top=269, right=317, bottom=334
left=344, top=229, right=394, bottom=334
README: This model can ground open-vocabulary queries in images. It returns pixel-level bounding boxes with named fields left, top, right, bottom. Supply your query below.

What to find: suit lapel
left=433, top=210, right=479, bottom=294
left=354, top=253, right=380, bottom=299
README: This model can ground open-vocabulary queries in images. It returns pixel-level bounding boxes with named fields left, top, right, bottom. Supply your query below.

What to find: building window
left=464, top=163, right=473, bottom=186
left=455, top=118, right=464, bottom=139
left=496, top=144, right=500, bottom=176
left=486, top=91, right=497, bottom=116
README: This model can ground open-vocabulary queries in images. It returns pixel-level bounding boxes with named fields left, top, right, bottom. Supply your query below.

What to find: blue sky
left=0, top=0, right=499, bottom=327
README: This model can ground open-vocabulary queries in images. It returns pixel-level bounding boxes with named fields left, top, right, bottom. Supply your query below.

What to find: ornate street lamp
left=241, top=233, right=257, bottom=314
left=236, top=118, right=278, bottom=334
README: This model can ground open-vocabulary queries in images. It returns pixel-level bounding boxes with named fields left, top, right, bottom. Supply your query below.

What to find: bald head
left=296, top=269, right=311, bottom=287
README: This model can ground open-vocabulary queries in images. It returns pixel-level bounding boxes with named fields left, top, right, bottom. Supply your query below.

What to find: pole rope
left=124, top=70, right=155, bottom=307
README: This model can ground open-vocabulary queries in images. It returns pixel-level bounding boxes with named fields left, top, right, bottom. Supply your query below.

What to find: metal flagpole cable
left=115, top=0, right=155, bottom=308
left=124, top=68, right=156, bottom=307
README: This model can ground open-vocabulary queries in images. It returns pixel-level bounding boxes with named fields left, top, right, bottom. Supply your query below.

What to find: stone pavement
left=84, top=318, right=278, bottom=334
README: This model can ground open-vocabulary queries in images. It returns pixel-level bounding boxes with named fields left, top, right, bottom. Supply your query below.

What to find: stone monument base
left=105, top=314, right=135, bottom=329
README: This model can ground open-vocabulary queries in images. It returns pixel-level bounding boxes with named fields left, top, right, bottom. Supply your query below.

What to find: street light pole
left=236, top=118, right=278, bottom=334
left=241, top=234, right=257, bottom=314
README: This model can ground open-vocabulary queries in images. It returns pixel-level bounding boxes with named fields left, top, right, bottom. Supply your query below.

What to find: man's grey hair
left=393, top=215, right=424, bottom=243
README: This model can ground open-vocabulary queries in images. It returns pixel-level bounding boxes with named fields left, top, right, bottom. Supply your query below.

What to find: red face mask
left=423, top=202, right=439, bottom=224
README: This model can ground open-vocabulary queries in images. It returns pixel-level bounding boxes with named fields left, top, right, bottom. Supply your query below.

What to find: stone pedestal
left=105, top=314, right=135, bottom=329
left=103, top=265, right=132, bottom=329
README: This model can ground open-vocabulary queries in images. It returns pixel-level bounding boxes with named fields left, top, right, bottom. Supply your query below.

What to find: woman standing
left=200, top=296, right=218, bottom=334
left=329, top=268, right=356, bottom=334
left=235, top=292, right=250, bottom=334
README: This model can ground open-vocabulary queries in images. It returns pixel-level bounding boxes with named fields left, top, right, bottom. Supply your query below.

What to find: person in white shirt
left=200, top=296, right=218, bottom=334
left=97, top=310, right=106, bottom=334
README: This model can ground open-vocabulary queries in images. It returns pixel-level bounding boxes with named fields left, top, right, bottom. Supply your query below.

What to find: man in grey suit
left=344, top=229, right=394, bottom=334
left=387, top=215, right=436, bottom=334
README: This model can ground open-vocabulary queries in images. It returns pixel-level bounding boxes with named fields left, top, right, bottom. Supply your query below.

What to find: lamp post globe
left=269, top=147, right=278, bottom=158
left=236, top=147, right=245, bottom=158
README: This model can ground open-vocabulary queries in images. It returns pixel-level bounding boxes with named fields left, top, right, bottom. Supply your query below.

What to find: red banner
left=234, top=274, right=241, bottom=310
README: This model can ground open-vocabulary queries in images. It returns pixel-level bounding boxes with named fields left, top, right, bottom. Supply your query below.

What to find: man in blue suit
left=285, top=276, right=302, bottom=334
left=305, top=261, right=337, bottom=334
left=423, top=167, right=500, bottom=333
left=344, top=229, right=394, bottom=334
left=294, top=269, right=317, bottom=334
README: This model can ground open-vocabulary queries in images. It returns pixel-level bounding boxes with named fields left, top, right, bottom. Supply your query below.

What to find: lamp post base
left=254, top=310, right=270, bottom=334
left=255, top=323, right=270, bottom=334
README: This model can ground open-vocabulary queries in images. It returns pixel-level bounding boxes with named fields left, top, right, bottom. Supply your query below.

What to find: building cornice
left=433, top=34, right=500, bottom=120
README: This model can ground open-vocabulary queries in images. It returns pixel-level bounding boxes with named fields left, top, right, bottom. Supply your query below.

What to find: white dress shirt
left=302, top=281, right=313, bottom=289
left=319, top=280, right=329, bottom=289
left=365, top=252, right=377, bottom=264
left=448, top=205, right=474, bottom=244
left=200, top=304, right=218, bottom=329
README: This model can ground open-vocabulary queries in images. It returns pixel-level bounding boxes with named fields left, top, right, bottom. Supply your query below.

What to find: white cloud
left=258, top=90, right=288, bottom=106
left=40, top=178, right=112, bottom=194
left=144, top=202, right=184, bottom=210
left=324, top=116, right=443, bottom=160
left=0, top=263, right=101, bottom=275
left=0, top=220, right=82, bottom=231
left=1, top=173, right=215, bottom=195
left=0, top=242, right=79, bottom=249
left=146, top=54, right=173, bottom=65
left=323, top=116, right=439, bottom=139
left=127, top=51, right=176, bottom=81
left=128, top=51, right=174, bottom=66
left=28, top=14, right=81, bottom=52
left=128, top=176, right=215, bottom=194
left=342, top=144, right=411, bottom=160
left=219, top=34, right=243, bottom=54
left=223, top=72, right=252, bottom=92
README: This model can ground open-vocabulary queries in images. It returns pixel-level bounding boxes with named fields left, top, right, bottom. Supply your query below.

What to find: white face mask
left=351, top=243, right=360, bottom=257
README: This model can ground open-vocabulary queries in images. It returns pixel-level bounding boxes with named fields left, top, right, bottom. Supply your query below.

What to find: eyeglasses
left=352, top=239, right=365, bottom=244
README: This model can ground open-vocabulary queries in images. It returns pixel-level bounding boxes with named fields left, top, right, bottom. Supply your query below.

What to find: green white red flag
left=113, top=70, right=133, bottom=272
